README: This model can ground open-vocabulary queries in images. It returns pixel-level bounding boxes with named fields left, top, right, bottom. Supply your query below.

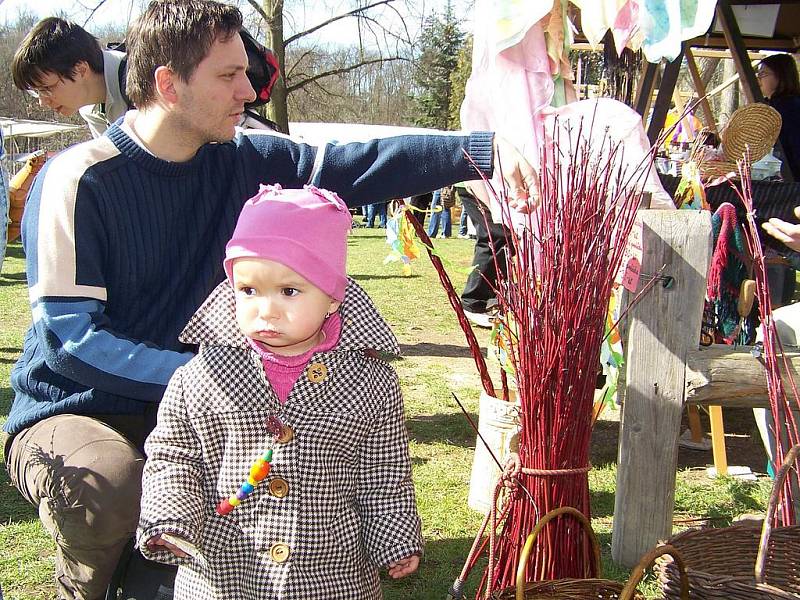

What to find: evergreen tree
left=448, top=35, right=473, bottom=129
left=411, top=1, right=465, bottom=130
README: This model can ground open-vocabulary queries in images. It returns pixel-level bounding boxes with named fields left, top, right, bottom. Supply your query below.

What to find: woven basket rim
left=722, top=103, right=782, bottom=164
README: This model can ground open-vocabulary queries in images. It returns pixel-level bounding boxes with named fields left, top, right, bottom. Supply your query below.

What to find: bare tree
left=247, top=0, right=414, bottom=131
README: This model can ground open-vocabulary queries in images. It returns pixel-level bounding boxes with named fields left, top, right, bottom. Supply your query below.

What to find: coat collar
left=179, top=278, right=400, bottom=356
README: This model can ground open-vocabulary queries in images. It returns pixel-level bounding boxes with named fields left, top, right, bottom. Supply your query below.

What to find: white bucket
left=467, top=389, right=520, bottom=513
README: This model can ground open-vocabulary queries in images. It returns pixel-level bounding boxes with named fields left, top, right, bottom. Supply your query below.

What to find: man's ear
left=154, top=66, right=179, bottom=104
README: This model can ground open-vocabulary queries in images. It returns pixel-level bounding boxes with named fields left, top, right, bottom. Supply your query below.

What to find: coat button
left=269, top=478, right=289, bottom=498
left=270, top=542, right=290, bottom=563
left=306, top=362, right=328, bottom=383
left=276, top=425, right=294, bottom=444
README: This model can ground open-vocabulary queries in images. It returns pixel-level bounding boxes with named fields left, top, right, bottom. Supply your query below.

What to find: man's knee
left=9, top=415, right=145, bottom=546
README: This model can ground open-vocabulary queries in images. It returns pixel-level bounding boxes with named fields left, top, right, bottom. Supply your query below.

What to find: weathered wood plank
left=685, top=344, right=800, bottom=408
left=612, top=210, right=712, bottom=567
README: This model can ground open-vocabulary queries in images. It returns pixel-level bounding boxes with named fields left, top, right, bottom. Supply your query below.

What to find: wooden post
left=611, top=210, right=712, bottom=567
left=684, top=48, right=720, bottom=138
left=634, top=61, right=659, bottom=118
left=647, top=47, right=685, bottom=145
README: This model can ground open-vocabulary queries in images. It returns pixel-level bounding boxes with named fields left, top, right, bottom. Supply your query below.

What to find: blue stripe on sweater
left=32, top=298, right=193, bottom=398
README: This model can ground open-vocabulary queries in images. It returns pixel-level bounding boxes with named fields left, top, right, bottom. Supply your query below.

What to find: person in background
left=427, top=186, right=454, bottom=239
left=364, top=200, right=388, bottom=228
left=138, top=184, right=421, bottom=598
left=408, top=191, right=433, bottom=228
left=757, top=54, right=800, bottom=307
left=12, top=17, right=128, bottom=138
left=757, top=53, right=800, bottom=180
left=459, top=184, right=511, bottom=328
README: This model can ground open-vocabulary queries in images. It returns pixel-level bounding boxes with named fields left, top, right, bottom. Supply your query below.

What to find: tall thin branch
left=78, top=0, right=109, bottom=27
left=284, top=0, right=394, bottom=46
left=245, top=0, right=269, bottom=23
left=286, top=56, right=407, bottom=93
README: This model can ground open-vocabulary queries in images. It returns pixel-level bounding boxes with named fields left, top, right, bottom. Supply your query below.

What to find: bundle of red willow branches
left=736, top=161, right=799, bottom=527
left=471, top=119, right=654, bottom=595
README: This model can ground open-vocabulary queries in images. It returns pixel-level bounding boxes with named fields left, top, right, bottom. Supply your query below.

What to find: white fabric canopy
left=1, top=117, right=84, bottom=139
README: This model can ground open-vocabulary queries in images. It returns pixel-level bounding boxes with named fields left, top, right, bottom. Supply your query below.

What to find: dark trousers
left=408, top=192, right=432, bottom=229
left=459, top=189, right=511, bottom=312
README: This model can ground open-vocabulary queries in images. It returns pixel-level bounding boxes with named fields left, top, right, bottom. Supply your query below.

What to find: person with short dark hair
left=12, top=17, right=128, bottom=138
left=3, top=1, right=536, bottom=598
left=757, top=53, right=800, bottom=180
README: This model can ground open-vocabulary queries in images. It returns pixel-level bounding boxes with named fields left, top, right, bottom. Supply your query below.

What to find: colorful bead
left=216, top=447, right=275, bottom=516
left=216, top=499, right=234, bottom=515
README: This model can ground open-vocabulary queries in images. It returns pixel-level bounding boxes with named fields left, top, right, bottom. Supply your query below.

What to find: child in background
left=137, top=184, right=422, bottom=599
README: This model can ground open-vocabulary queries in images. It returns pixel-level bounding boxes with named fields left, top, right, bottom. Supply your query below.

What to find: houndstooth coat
left=137, top=279, right=422, bottom=600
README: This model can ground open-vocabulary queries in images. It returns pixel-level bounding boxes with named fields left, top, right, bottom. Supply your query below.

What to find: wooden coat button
left=270, top=542, right=290, bottom=563
left=307, top=362, right=328, bottom=383
left=269, top=478, right=289, bottom=498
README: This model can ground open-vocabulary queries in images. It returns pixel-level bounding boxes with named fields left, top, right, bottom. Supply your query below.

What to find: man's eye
left=281, top=287, right=300, bottom=297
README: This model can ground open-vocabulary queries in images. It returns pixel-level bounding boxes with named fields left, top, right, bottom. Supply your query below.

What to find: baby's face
left=232, top=258, right=340, bottom=356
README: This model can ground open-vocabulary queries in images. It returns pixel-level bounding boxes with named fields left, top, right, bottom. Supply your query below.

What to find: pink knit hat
left=224, top=184, right=352, bottom=301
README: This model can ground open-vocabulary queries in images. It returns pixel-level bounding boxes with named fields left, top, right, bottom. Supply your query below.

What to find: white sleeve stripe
left=33, top=137, right=119, bottom=302
left=308, top=143, right=327, bottom=186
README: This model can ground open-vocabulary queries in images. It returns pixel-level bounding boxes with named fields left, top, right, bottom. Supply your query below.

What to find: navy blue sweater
left=6, top=123, right=493, bottom=434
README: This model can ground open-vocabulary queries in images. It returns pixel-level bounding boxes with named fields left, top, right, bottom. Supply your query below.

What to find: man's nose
left=238, top=72, right=257, bottom=104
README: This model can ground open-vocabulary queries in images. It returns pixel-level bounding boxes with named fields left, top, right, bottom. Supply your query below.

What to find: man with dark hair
left=3, top=1, right=536, bottom=598
left=12, top=17, right=128, bottom=138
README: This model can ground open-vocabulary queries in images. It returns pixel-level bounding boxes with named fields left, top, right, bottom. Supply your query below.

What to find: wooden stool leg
left=687, top=405, right=704, bottom=443
left=709, top=405, right=728, bottom=476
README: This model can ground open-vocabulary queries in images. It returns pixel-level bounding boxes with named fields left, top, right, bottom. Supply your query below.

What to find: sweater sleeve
left=23, top=157, right=193, bottom=402
left=138, top=367, right=206, bottom=564
left=247, top=130, right=494, bottom=208
left=357, top=362, right=423, bottom=567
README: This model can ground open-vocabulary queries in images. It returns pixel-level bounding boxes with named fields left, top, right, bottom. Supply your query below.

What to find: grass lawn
left=0, top=225, right=772, bottom=599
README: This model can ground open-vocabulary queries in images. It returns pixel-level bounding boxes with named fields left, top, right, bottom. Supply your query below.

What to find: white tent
left=1, top=117, right=84, bottom=139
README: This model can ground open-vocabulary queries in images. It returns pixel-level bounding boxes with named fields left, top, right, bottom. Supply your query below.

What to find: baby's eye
left=239, top=286, right=257, bottom=297
left=281, top=287, right=300, bottom=297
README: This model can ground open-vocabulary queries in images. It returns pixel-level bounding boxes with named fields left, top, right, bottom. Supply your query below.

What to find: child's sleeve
left=137, top=367, right=206, bottom=564
left=356, top=363, right=423, bottom=567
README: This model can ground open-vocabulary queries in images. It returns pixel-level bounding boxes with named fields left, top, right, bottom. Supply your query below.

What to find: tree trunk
left=263, top=0, right=289, bottom=133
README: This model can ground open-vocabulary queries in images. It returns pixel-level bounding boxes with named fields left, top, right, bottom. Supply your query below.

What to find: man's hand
left=388, top=553, right=420, bottom=579
left=493, top=136, right=539, bottom=212
left=762, top=206, right=800, bottom=253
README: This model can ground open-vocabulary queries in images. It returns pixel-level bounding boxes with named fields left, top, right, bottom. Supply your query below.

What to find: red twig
left=404, top=209, right=496, bottom=396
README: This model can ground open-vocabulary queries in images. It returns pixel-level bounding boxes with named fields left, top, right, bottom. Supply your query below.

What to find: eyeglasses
left=26, top=77, right=62, bottom=99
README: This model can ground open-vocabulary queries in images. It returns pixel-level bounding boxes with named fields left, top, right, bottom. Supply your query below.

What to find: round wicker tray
left=722, top=102, right=782, bottom=164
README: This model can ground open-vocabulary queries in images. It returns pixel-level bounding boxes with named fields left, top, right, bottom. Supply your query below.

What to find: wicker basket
left=657, top=445, right=800, bottom=600
left=491, top=506, right=689, bottom=600
left=699, top=103, right=782, bottom=181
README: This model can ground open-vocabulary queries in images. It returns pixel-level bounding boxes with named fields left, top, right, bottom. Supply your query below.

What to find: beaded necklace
left=216, top=448, right=274, bottom=515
